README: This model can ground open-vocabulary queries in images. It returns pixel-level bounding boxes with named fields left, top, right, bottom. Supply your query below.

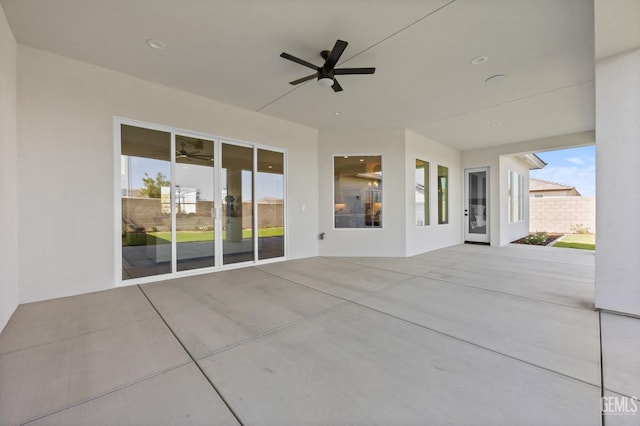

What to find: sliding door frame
left=114, top=117, right=287, bottom=287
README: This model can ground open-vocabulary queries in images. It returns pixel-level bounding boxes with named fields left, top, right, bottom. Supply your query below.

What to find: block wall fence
left=529, top=196, right=595, bottom=234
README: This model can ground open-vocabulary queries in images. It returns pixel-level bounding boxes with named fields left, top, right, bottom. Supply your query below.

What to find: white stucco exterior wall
left=0, top=5, right=19, bottom=332
left=461, top=131, right=594, bottom=246
left=405, top=129, right=462, bottom=256
left=318, top=128, right=407, bottom=257
left=17, top=46, right=319, bottom=303
left=499, top=156, right=531, bottom=245
left=595, top=48, right=640, bottom=316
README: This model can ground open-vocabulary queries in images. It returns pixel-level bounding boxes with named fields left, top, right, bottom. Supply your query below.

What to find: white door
left=464, top=167, right=489, bottom=243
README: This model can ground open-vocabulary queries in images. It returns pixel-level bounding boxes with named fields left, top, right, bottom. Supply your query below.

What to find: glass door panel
left=257, top=149, right=285, bottom=260
left=120, top=125, right=172, bottom=279
left=464, top=167, right=489, bottom=243
left=175, top=135, right=215, bottom=271
left=222, top=143, right=254, bottom=264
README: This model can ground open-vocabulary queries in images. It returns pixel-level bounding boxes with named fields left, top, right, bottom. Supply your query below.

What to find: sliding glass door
left=221, top=142, right=254, bottom=265
left=119, top=121, right=285, bottom=282
left=175, top=135, right=216, bottom=271
left=120, top=125, right=173, bottom=280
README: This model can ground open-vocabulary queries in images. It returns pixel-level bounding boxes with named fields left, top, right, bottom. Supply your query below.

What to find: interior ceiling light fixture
left=280, top=39, right=376, bottom=92
left=471, top=56, right=488, bottom=65
left=146, top=39, right=166, bottom=50
left=485, top=74, right=507, bottom=84
left=490, top=122, right=502, bottom=127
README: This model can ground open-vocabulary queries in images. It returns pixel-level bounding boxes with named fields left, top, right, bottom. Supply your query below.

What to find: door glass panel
left=468, top=170, right=487, bottom=234
left=175, top=135, right=215, bottom=271
left=437, top=165, right=449, bottom=224
left=222, top=143, right=254, bottom=264
left=257, top=149, right=285, bottom=259
left=415, top=159, right=429, bottom=226
left=121, top=125, right=172, bottom=279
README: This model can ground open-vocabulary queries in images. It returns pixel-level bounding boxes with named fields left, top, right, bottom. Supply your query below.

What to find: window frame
left=332, top=154, right=384, bottom=230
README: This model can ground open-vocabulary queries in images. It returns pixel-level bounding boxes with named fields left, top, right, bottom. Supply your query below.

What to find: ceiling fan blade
left=289, top=73, right=318, bottom=85
left=331, top=79, right=343, bottom=93
left=280, top=52, right=319, bottom=71
left=188, top=150, right=201, bottom=155
left=324, top=40, right=348, bottom=69
left=334, top=67, right=376, bottom=75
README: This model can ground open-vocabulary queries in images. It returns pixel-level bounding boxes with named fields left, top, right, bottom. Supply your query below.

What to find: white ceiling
left=1, top=0, right=630, bottom=151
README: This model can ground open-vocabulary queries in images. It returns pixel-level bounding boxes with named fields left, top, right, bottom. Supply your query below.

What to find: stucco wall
left=0, top=4, right=18, bottom=332
left=17, top=45, right=318, bottom=303
left=529, top=196, right=595, bottom=234
left=595, top=48, right=640, bottom=316
left=461, top=131, right=594, bottom=246
left=318, top=128, right=407, bottom=257
left=405, top=129, right=462, bottom=256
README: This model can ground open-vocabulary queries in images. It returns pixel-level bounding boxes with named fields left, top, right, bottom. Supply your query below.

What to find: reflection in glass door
left=120, top=121, right=286, bottom=282
left=257, top=149, right=285, bottom=259
left=175, top=135, right=215, bottom=271
left=120, top=125, right=173, bottom=279
left=464, top=167, right=489, bottom=243
left=221, top=143, right=254, bottom=265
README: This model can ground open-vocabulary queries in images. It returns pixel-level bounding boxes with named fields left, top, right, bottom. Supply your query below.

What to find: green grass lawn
left=124, top=227, right=284, bottom=245
left=553, top=234, right=596, bottom=250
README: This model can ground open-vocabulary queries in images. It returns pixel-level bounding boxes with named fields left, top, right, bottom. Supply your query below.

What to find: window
left=334, top=156, right=382, bottom=228
left=508, top=170, right=524, bottom=223
left=437, top=165, right=449, bottom=224
left=415, top=159, right=429, bottom=226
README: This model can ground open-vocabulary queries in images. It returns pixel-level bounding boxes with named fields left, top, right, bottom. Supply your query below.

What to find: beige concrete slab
left=0, top=286, right=155, bottom=354
left=0, top=317, right=189, bottom=425
left=255, top=256, right=364, bottom=284
left=446, top=254, right=594, bottom=284
left=601, top=313, right=640, bottom=398
left=273, top=266, right=414, bottom=301
left=333, top=256, right=454, bottom=276
left=200, top=304, right=600, bottom=425
left=426, top=265, right=595, bottom=309
left=145, top=283, right=344, bottom=359
left=28, top=363, right=239, bottom=426
left=141, top=271, right=292, bottom=315
left=358, top=276, right=600, bottom=385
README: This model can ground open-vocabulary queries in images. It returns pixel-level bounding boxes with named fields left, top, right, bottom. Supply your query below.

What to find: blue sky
left=530, top=146, right=596, bottom=196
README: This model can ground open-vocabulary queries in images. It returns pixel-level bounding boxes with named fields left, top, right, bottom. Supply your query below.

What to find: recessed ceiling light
left=359, top=159, right=364, bottom=162
left=490, top=122, right=502, bottom=127
left=334, top=111, right=343, bottom=116
left=146, top=39, right=166, bottom=50
left=485, top=74, right=507, bottom=84
left=343, top=156, right=349, bottom=158
left=471, top=56, right=488, bottom=65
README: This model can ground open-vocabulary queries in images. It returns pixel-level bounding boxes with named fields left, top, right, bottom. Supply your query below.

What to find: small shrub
left=570, top=224, right=591, bottom=234
left=523, top=232, right=548, bottom=245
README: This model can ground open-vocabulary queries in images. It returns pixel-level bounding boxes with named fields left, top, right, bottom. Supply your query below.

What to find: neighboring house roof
left=529, top=178, right=581, bottom=195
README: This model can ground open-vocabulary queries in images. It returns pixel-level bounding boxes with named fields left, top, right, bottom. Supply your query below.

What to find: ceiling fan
left=280, top=39, right=375, bottom=92
left=175, top=141, right=212, bottom=162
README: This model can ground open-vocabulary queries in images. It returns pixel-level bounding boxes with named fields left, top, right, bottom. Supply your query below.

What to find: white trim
left=253, top=145, right=259, bottom=262
left=170, top=132, right=177, bottom=274
left=113, top=119, right=122, bottom=286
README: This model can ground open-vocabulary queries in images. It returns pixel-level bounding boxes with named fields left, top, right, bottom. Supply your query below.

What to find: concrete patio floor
left=0, top=244, right=604, bottom=425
